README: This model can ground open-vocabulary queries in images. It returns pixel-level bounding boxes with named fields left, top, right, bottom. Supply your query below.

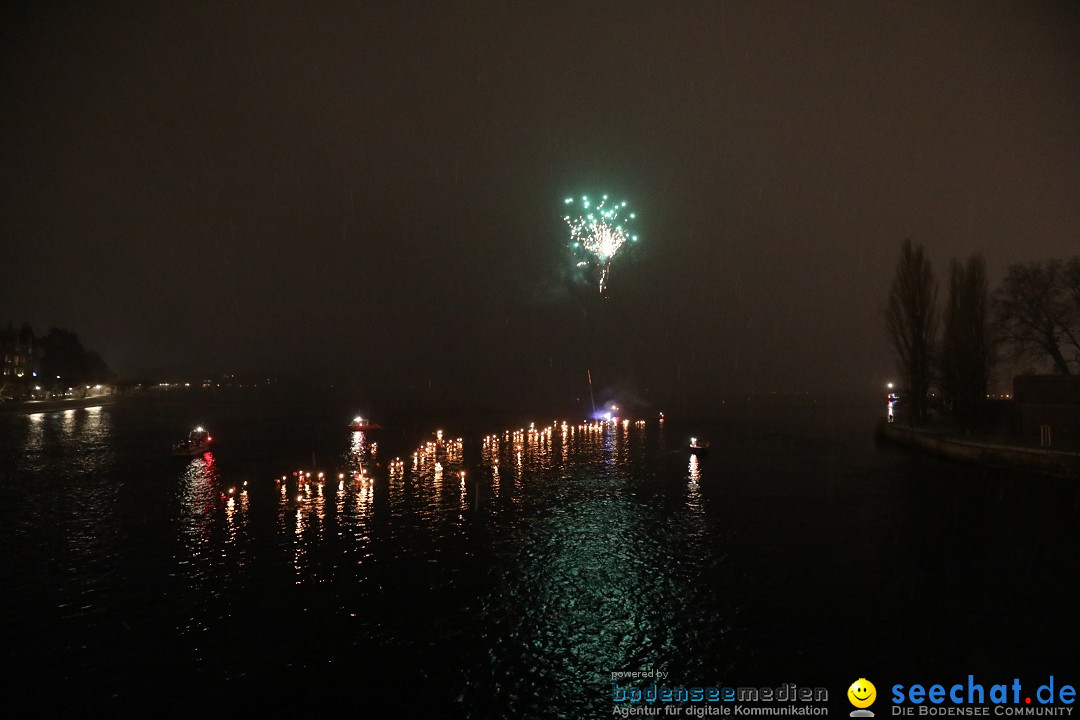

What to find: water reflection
left=462, top=416, right=695, bottom=715
left=169, top=413, right=672, bottom=693
left=178, top=451, right=252, bottom=570
left=5, top=405, right=696, bottom=713
left=18, top=406, right=114, bottom=474
left=179, top=452, right=220, bottom=553
left=8, top=400, right=1079, bottom=716
left=177, top=451, right=228, bottom=623
left=171, top=416, right=668, bottom=581
left=288, top=471, right=330, bottom=580
left=349, top=430, right=378, bottom=465
left=686, top=454, right=706, bottom=541
left=480, top=494, right=684, bottom=716
left=2, top=404, right=120, bottom=670
left=235, top=419, right=667, bottom=590
left=270, top=462, right=384, bottom=584
left=24, top=413, right=45, bottom=462
left=223, top=482, right=248, bottom=551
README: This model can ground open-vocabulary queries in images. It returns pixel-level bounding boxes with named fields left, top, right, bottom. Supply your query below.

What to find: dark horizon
left=3, top=1, right=1078, bottom=408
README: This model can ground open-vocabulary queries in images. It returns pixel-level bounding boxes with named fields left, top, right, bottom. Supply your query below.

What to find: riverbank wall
left=877, top=421, right=1080, bottom=480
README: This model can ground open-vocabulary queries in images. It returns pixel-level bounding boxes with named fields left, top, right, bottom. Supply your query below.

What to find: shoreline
left=0, top=394, right=121, bottom=416
left=877, top=420, right=1080, bottom=480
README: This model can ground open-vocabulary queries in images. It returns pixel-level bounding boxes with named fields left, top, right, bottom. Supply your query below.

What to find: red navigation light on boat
left=172, top=427, right=212, bottom=456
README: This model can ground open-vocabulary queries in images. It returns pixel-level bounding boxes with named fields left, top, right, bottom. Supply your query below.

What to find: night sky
left=3, top=2, right=1078, bottom=409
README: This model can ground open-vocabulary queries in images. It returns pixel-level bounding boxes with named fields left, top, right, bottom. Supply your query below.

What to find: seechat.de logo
left=849, top=679, right=878, bottom=717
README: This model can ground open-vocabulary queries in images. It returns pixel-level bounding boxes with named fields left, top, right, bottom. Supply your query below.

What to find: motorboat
left=173, top=427, right=212, bottom=456
left=689, top=436, right=710, bottom=455
left=349, top=416, right=381, bottom=432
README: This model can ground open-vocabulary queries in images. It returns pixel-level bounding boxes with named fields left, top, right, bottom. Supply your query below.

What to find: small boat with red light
left=173, top=427, right=212, bottom=456
left=349, top=416, right=381, bottom=432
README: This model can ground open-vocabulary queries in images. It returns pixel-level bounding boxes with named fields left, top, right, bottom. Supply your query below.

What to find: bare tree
left=885, top=240, right=938, bottom=423
left=1065, top=257, right=1080, bottom=365
left=995, top=259, right=1079, bottom=375
left=941, top=255, right=994, bottom=425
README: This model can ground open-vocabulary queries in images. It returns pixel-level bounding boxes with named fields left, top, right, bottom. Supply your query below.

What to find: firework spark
left=563, top=194, right=638, bottom=293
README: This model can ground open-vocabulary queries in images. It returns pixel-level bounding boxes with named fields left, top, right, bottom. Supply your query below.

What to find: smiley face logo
left=848, top=678, right=877, bottom=709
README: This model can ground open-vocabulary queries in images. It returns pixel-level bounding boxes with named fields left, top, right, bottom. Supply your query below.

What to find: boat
left=349, top=416, right=381, bottom=432
left=173, top=427, right=212, bottom=456
left=689, top=437, right=710, bottom=455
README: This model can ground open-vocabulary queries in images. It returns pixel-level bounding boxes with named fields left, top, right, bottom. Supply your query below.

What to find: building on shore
left=1013, top=375, right=1080, bottom=447
left=1, top=322, right=43, bottom=381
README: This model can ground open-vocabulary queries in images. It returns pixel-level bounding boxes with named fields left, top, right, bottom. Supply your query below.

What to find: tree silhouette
left=995, top=259, right=1079, bottom=375
left=941, top=255, right=993, bottom=425
left=885, top=240, right=938, bottom=424
left=40, top=328, right=113, bottom=385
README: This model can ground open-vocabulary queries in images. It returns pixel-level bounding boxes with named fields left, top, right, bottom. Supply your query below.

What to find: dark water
left=1, top=395, right=1077, bottom=716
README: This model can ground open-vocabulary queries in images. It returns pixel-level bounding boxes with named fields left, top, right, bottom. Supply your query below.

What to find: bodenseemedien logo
left=849, top=678, right=878, bottom=717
